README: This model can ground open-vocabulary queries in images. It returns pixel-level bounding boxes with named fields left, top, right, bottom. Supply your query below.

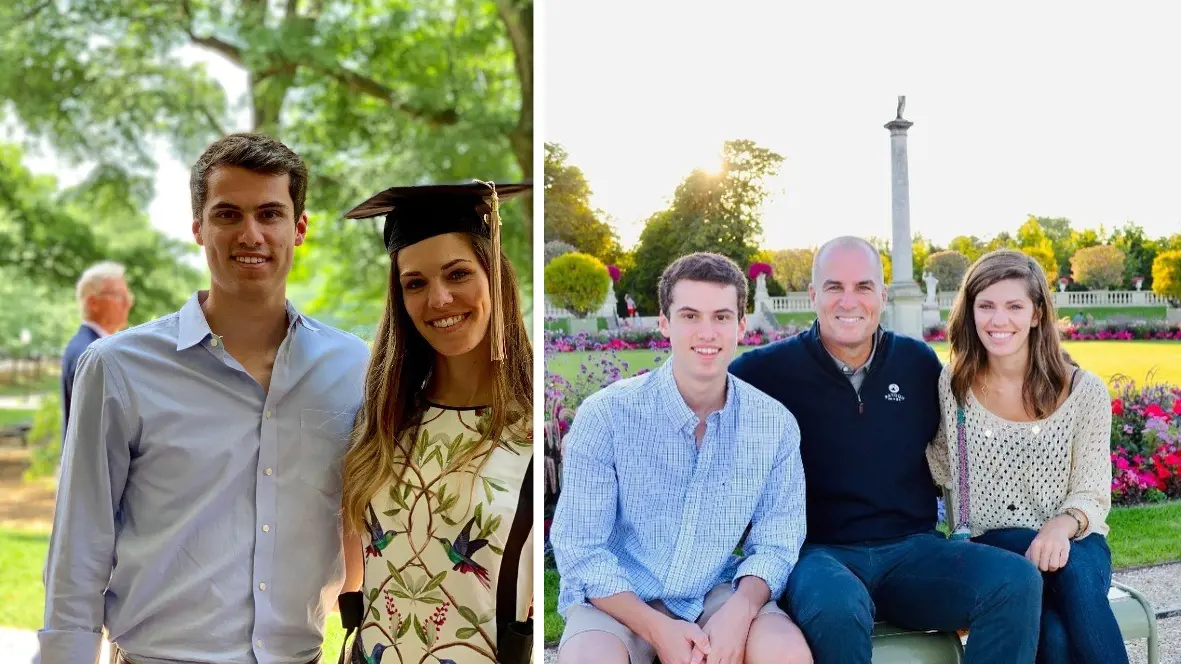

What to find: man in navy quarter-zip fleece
left=730, top=236, right=1042, bottom=664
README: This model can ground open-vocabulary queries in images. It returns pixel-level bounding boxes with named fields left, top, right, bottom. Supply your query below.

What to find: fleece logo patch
left=885, top=383, right=906, bottom=402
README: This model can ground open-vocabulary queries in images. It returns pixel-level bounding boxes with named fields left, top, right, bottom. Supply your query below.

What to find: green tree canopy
left=544, top=142, right=619, bottom=262
left=616, top=140, right=783, bottom=314
left=924, top=250, right=971, bottom=293
left=1070, top=245, right=1126, bottom=291
left=1151, top=250, right=1181, bottom=307
left=545, top=252, right=607, bottom=318
left=1, top=0, right=532, bottom=331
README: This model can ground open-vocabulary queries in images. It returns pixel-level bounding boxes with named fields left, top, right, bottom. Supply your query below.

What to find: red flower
left=1112, top=399, right=1124, bottom=416
left=1173, top=399, right=1181, bottom=416
left=1145, top=404, right=1167, bottom=420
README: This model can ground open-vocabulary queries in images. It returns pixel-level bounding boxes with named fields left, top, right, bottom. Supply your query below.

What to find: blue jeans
left=783, top=531, right=1042, bottom=664
left=973, top=528, right=1128, bottom=664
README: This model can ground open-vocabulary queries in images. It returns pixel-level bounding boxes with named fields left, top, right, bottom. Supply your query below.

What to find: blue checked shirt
left=550, top=359, right=806, bottom=621
left=39, top=292, right=369, bottom=664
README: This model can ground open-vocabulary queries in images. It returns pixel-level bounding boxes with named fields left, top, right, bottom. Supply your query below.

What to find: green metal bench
left=866, top=581, right=1158, bottom=663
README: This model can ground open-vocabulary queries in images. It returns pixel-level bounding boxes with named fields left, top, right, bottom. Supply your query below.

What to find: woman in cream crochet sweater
left=928, top=250, right=1126, bottom=664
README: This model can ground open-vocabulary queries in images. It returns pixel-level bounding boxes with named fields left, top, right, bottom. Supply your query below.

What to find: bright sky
left=18, top=47, right=250, bottom=254
left=546, top=1, right=1181, bottom=252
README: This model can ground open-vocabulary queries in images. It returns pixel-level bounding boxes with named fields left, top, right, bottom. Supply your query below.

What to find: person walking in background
left=61, top=261, right=134, bottom=439
left=929, top=250, right=1127, bottom=664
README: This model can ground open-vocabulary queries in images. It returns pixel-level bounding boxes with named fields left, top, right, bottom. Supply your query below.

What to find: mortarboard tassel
left=475, top=179, right=506, bottom=362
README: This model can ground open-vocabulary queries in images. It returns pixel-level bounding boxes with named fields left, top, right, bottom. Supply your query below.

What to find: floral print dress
left=358, top=404, right=532, bottom=664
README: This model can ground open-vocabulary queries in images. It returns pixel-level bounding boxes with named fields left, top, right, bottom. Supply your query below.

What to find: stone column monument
left=884, top=96, right=925, bottom=339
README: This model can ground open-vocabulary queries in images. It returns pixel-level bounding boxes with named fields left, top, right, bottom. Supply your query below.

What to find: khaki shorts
left=558, top=583, right=789, bottom=664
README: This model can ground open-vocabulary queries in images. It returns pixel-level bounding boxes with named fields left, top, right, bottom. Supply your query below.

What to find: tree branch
left=179, top=0, right=245, bottom=67
left=303, top=63, right=459, bottom=127
left=19, top=0, right=53, bottom=23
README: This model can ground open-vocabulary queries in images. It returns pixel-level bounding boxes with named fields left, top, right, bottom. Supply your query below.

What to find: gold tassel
left=475, top=179, right=505, bottom=362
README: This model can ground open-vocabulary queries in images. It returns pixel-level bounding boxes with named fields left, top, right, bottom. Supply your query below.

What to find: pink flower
left=1145, top=404, right=1168, bottom=420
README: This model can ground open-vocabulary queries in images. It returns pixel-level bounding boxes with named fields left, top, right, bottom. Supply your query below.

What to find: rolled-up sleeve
left=39, top=346, right=133, bottom=664
left=733, top=412, right=806, bottom=601
left=549, top=395, right=633, bottom=611
left=1060, top=375, right=1113, bottom=538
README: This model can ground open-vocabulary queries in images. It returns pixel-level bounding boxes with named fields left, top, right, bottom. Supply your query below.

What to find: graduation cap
left=344, top=180, right=531, bottom=362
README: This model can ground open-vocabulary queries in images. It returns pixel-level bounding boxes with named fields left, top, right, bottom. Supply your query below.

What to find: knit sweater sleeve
left=1060, top=371, right=1113, bottom=538
left=926, top=368, right=953, bottom=489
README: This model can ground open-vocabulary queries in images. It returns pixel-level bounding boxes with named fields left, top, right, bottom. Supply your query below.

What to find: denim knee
left=786, top=576, right=874, bottom=635
left=980, top=549, right=1042, bottom=611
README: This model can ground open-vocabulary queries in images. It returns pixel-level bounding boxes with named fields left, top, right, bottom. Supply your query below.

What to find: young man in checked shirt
left=551, top=253, right=812, bottom=664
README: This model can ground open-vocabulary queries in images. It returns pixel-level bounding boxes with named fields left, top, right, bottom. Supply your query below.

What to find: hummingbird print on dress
left=435, top=515, right=491, bottom=589
left=365, top=643, right=386, bottom=664
left=365, top=504, right=397, bottom=558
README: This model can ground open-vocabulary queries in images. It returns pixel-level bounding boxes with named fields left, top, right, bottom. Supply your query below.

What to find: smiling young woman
left=930, top=250, right=1126, bottom=664
left=335, top=182, right=535, bottom=664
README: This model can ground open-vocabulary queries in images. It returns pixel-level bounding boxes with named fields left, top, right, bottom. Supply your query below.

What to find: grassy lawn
left=0, top=374, right=59, bottom=398
left=1107, top=501, right=1181, bottom=568
left=1056, top=306, right=1167, bottom=321
left=0, top=409, right=36, bottom=427
left=0, top=527, right=350, bottom=655
left=547, top=341, right=1181, bottom=389
left=541, top=502, right=1181, bottom=645
left=0, top=528, right=49, bottom=630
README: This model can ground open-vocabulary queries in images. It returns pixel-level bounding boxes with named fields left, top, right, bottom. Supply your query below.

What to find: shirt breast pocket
left=298, top=408, right=355, bottom=495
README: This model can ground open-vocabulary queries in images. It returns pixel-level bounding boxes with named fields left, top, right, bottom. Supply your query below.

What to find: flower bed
left=543, top=326, right=804, bottom=354
left=1110, top=377, right=1181, bottom=505
left=1058, top=319, right=1181, bottom=341
left=918, top=319, right=1181, bottom=344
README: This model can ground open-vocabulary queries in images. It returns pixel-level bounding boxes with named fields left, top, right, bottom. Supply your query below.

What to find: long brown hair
left=341, top=234, right=532, bottom=536
left=947, top=249, right=1073, bottom=419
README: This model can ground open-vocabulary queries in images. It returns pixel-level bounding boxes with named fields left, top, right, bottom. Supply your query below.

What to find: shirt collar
left=654, top=358, right=736, bottom=432
left=820, top=325, right=882, bottom=377
left=81, top=320, right=111, bottom=338
left=176, top=291, right=317, bottom=351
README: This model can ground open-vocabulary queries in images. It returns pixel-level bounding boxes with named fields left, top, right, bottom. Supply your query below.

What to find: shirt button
left=211, top=337, right=219, bottom=347
left=262, top=524, right=270, bottom=533
left=264, top=468, right=273, bottom=476
left=265, top=410, right=272, bottom=419
left=259, top=582, right=267, bottom=590
left=256, top=640, right=262, bottom=647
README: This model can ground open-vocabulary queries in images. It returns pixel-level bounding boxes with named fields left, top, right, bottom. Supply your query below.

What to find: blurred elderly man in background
left=61, top=261, right=134, bottom=437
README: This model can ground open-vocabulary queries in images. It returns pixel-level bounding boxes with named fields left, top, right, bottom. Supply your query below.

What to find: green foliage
left=1020, top=245, right=1058, bottom=284
left=1017, top=216, right=1060, bottom=279
left=768, top=248, right=813, bottom=291
left=948, top=235, right=985, bottom=263
left=23, top=391, right=63, bottom=481
left=911, top=234, right=936, bottom=284
left=0, top=0, right=533, bottom=331
left=924, top=251, right=971, bottom=292
left=545, top=252, right=608, bottom=317
left=1071, top=245, right=1127, bottom=290
left=0, top=143, right=203, bottom=330
left=1111, top=223, right=1159, bottom=289
left=618, top=140, right=782, bottom=314
left=1152, top=250, right=1181, bottom=306
left=544, top=143, right=618, bottom=261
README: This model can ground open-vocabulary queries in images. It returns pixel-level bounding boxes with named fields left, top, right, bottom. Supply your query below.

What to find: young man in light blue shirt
left=551, top=252, right=812, bottom=664
left=40, top=134, right=369, bottom=664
